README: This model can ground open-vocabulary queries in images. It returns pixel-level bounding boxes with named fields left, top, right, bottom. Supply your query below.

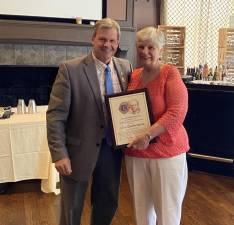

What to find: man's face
left=92, top=28, right=119, bottom=64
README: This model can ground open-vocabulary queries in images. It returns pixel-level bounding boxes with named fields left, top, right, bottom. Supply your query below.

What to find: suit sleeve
left=46, top=63, right=71, bottom=162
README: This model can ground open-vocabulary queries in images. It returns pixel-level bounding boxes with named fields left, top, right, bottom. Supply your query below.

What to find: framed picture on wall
left=105, top=0, right=134, bottom=27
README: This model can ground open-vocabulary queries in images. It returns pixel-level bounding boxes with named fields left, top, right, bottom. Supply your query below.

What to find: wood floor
left=0, top=169, right=234, bottom=225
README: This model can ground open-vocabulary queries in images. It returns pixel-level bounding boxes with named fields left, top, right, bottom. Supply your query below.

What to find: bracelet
left=145, top=132, right=153, bottom=142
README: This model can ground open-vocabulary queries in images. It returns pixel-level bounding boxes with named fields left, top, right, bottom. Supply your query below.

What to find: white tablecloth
left=0, top=106, right=59, bottom=194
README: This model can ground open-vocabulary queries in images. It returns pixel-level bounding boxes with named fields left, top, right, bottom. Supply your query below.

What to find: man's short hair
left=93, top=18, right=121, bottom=40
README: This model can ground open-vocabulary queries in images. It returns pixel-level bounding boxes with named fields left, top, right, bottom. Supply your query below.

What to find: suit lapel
left=83, top=54, right=104, bottom=118
left=113, top=58, right=128, bottom=91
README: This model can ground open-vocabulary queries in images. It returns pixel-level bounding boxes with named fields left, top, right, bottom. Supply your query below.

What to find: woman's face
left=136, top=40, right=162, bottom=68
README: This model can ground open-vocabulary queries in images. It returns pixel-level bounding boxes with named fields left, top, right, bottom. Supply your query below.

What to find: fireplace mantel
left=0, top=19, right=135, bottom=47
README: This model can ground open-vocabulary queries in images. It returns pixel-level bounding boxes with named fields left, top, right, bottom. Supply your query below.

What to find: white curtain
left=161, top=0, right=234, bottom=69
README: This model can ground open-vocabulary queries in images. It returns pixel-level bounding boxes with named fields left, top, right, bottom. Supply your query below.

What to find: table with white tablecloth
left=0, top=106, right=59, bottom=194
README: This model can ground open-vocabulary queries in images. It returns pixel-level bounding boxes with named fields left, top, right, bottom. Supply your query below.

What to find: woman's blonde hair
left=136, top=26, right=165, bottom=49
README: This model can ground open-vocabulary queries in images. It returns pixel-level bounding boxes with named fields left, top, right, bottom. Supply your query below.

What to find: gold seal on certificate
left=105, top=88, right=154, bottom=149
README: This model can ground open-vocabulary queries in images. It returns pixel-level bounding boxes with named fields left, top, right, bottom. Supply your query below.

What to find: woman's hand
left=127, top=133, right=151, bottom=150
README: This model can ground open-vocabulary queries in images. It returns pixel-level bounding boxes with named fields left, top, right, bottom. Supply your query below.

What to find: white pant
left=125, top=153, right=188, bottom=225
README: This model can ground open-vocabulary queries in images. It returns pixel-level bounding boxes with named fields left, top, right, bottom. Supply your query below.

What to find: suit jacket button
left=96, top=143, right=100, bottom=147
left=100, top=125, right=104, bottom=129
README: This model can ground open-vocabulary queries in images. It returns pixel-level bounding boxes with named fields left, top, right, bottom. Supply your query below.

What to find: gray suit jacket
left=46, top=53, right=132, bottom=181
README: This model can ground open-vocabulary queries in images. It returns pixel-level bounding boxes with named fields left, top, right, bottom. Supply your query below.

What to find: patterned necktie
left=105, top=64, right=113, bottom=94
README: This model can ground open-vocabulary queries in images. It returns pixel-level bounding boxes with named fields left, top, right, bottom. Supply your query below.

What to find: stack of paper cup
left=17, top=99, right=26, bottom=114
left=28, top=99, right=37, bottom=114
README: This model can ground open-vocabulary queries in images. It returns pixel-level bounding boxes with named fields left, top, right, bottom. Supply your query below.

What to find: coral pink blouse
left=125, top=64, right=190, bottom=158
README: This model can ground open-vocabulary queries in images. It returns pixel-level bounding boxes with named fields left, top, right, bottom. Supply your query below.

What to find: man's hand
left=55, top=156, right=72, bottom=176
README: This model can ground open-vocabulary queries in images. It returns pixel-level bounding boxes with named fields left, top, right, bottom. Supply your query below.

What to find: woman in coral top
left=125, top=26, right=189, bottom=225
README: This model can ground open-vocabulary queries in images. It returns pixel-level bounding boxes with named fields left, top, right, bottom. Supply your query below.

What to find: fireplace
left=0, top=19, right=136, bottom=107
left=0, top=65, right=58, bottom=106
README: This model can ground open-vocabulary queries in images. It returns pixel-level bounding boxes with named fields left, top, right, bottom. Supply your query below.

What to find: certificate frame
left=105, top=88, right=155, bottom=149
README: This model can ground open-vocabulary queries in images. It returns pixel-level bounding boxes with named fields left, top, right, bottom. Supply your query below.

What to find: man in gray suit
left=46, top=18, right=132, bottom=225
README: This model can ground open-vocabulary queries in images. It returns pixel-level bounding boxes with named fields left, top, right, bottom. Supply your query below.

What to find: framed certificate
left=105, top=88, right=154, bottom=149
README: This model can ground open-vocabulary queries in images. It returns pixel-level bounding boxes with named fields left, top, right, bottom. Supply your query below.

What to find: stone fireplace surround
left=0, top=19, right=135, bottom=106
